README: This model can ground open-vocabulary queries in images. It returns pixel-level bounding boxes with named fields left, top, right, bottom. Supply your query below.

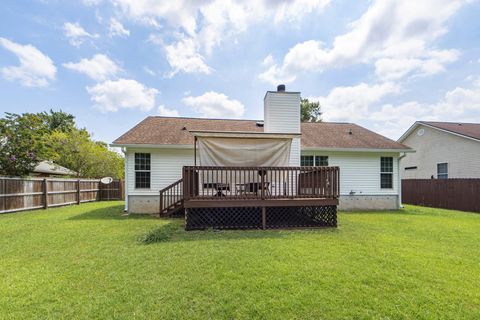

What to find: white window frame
left=134, top=153, right=151, bottom=189
left=301, top=154, right=329, bottom=167
left=437, top=162, right=448, bottom=179
left=380, top=157, right=394, bottom=189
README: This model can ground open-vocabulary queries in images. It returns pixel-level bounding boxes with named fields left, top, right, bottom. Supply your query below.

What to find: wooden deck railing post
left=43, top=178, right=48, bottom=209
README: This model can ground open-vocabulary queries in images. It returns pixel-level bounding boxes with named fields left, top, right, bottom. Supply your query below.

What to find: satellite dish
left=100, top=177, right=113, bottom=184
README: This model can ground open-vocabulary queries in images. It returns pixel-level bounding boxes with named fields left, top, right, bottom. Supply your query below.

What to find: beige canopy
left=190, top=131, right=299, bottom=167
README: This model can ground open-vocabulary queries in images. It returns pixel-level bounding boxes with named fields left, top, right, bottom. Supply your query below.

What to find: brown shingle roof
left=301, top=122, right=409, bottom=150
left=113, top=117, right=263, bottom=146
left=112, top=116, right=410, bottom=150
left=420, top=121, right=480, bottom=141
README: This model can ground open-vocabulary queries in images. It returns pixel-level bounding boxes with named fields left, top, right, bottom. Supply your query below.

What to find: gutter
left=122, top=147, right=128, bottom=212
left=397, top=152, right=407, bottom=209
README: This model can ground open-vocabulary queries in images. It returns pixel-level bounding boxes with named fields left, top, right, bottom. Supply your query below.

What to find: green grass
left=0, top=202, right=479, bottom=319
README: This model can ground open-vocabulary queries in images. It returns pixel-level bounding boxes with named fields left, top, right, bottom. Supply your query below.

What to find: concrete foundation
left=339, top=195, right=399, bottom=211
left=128, top=195, right=159, bottom=214
left=128, top=194, right=399, bottom=213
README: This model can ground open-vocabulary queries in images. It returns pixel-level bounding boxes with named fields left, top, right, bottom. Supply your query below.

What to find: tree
left=300, top=98, right=322, bottom=122
left=0, top=110, right=124, bottom=178
left=45, top=129, right=124, bottom=178
left=0, top=113, right=47, bottom=176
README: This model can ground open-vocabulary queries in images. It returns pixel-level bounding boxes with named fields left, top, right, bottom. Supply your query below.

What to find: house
left=31, top=160, right=77, bottom=177
left=112, top=86, right=411, bottom=229
left=398, top=121, right=480, bottom=179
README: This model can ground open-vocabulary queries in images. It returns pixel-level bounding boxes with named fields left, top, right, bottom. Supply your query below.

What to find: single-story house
left=112, top=86, right=412, bottom=221
left=398, top=121, right=480, bottom=179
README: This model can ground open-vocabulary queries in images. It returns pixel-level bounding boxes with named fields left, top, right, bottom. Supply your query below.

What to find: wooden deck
left=160, top=166, right=340, bottom=229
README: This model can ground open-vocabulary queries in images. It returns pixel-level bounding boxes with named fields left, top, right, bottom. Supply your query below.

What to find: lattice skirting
left=185, top=206, right=337, bottom=230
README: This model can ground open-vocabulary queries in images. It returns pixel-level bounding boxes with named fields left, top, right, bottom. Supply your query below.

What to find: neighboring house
left=31, top=160, right=77, bottom=177
left=112, top=86, right=411, bottom=215
left=398, top=121, right=480, bottom=179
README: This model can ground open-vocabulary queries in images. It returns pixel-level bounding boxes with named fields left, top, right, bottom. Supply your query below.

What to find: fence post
left=77, top=179, right=81, bottom=204
left=43, top=178, right=48, bottom=209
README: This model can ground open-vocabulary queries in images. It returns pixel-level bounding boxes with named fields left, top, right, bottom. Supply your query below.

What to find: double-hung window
left=300, top=155, right=314, bottom=166
left=437, top=163, right=448, bottom=179
left=380, top=157, right=393, bottom=189
left=301, top=155, right=329, bottom=166
left=135, top=153, right=151, bottom=188
left=315, top=156, right=329, bottom=166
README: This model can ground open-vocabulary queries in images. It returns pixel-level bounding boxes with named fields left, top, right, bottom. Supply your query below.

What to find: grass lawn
left=0, top=202, right=479, bottom=319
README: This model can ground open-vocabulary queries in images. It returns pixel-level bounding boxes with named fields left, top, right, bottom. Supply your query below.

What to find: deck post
left=262, top=207, right=266, bottom=230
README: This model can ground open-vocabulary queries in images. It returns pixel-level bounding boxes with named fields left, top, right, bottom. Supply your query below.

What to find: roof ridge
left=148, top=116, right=260, bottom=122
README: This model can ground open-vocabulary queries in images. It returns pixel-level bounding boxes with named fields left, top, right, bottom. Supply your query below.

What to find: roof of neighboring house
left=398, top=121, right=480, bottom=142
left=112, top=116, right=410, bottom=151
left=33, top=160, right=77, bottom=176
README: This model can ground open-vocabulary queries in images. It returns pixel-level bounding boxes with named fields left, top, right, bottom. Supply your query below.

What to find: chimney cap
left=277, top=84, right=286, bottom=92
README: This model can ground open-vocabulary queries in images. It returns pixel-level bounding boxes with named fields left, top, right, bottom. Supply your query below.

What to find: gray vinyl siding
left=400, top=125, right=480, bottom=179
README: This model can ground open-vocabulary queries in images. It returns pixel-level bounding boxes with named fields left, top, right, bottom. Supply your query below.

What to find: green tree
left=300, top=98, right=322, bottom=122
left=0, top=113, right=47, bottom=176
left=0, top=110, right=124, bottom=178
left=45, top=130, right=124, bottom=178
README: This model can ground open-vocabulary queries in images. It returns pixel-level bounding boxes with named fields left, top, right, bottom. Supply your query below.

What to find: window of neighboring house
left=301, top=155, right=314, bottom=166
left=315, top=156, right=329, bottom=166
left=135, top=153, right=151, bottom=188
left=301, top=155, right=329, bottom=166
left=437, top=163, right=448, bottom=179
left=380, top=157, right=393, bottom=189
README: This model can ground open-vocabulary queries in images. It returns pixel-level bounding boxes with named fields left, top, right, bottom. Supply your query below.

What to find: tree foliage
left=300, top=98, right=322, bottom=122
left=0, top=110, right=124, bottom=178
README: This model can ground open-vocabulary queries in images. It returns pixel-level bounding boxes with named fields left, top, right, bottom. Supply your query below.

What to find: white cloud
left=259, top=0, right=467, bottom=84
left=310, top=82, right=400, bottom=122
left=373, top=81, right=480, bottom=138
left=63, top=22, right=99, bottom=46
left=158, top=105, right=179, bottom=117
left=108, top=18, right=130, bottom=37
left=111, top=0, right=330, bottom=75
left=182, top=91, right=245, bottom=118
left=164, top=36, right=212, bottom=76
left=63, top=54, right=121, bottom=81
left=86, top=78, right=158, bottom=112
left=143, top=66, right=156, bottom=76
left=0, top=37, right=56, bottom=87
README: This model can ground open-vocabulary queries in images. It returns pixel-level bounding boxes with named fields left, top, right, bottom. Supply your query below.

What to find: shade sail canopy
left=191, top=131, right=297, bottom=167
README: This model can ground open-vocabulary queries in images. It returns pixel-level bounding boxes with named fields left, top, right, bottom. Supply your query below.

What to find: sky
left=1, top=0, right=480, bottom=145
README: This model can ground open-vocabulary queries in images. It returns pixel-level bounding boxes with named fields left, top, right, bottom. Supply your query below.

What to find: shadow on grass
left=138, top=220, right=339, bottom=244
left=69, top=205, right=157, bottom=221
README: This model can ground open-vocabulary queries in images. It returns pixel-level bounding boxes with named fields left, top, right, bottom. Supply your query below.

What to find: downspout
left=122, top=147, right=128, bottom=212
left=397, top=152, right=406, bottom=209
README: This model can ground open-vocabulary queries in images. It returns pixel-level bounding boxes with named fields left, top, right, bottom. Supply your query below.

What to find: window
left=315, top=156, right=329, bottom=166
left=301, top=155, right=329, bottom=166
left=301, top=155, right=314, bottom=166
left=135, top=153, right=151, bottom=188
left=380, top=157, right=393, bottom=189
left=437, top=163, right=448, bottom=179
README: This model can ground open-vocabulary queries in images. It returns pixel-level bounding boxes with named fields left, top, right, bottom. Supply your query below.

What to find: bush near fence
left=402, top=179, right=480, bottom=213
left=0, top=177, right=124, bottom=214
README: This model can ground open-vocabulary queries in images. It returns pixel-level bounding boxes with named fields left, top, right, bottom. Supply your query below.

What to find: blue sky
left=1, top=0, right=480, bottom=144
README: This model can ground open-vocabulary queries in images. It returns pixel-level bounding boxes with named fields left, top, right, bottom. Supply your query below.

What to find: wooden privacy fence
left=402, top=179, right=480, bottom=213
left=0, top=177, right=124, bottom=214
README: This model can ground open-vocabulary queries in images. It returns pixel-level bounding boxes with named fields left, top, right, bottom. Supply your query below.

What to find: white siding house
left=399, top=122, right=480, bottom=179
left=113, top=86, right=411, bottom=213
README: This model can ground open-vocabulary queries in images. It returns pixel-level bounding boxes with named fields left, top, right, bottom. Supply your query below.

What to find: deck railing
left=159, top=178, right=183, bottom=215
left=182, top=166, right=339, bottom=201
